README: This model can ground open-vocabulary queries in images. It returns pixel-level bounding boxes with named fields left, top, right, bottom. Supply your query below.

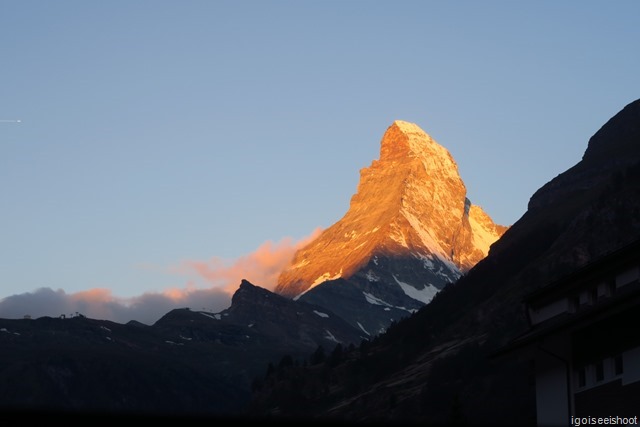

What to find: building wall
left=530, top=298, right=569, bottom=325
left=575, top=379, right=640, bottom=417
left=616, top=266, right=639, bottom=288
left=623, top=346, right=640, bottom=385
left=535, top=352, right=569, bottom=427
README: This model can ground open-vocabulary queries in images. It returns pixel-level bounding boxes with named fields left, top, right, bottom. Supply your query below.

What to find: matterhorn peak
left=274, top=120, right=508, bottom=305
left=380, top=120, right=446, bottom=162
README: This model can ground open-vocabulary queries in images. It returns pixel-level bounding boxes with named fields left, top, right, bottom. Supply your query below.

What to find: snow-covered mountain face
left=274, top=120, right=507, bottom=333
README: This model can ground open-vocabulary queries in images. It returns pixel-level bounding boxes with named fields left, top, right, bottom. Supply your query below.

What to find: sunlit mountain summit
left=275, top=120, right=508, bottom=334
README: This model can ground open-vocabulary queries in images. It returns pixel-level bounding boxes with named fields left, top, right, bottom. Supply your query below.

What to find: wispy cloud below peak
left=0, top=229, right=322, bottom=325
left=178, top=227, right=323, bottom=293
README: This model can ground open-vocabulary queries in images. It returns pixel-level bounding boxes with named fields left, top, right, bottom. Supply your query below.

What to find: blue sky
left=1, top=1, right=639, bottom=323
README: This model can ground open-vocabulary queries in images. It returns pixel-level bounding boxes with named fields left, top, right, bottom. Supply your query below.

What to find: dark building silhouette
left=497, top=239, right=640, bottom=427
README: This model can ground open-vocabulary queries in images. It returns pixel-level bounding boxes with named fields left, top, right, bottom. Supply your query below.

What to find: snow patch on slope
left=393, top=275, right=440, bottom=304
left=366, top=270, right=379, bottom=282
left=200, top=312, right=221, bottom=320
left=357, top=321, right=370, bottom=336
left=311, top=270, right=343, bottom=287
left=469, top=212, right=497, bottom=256
left=363, top=292, right=394, bottom=307
left=293, top=269, right=344, bottom=301
left=389, top=223, right=409, bottom=247
left=415, top=253, right=461, bottom=283
left=402, top=208, right=448, bottom=258
left=324, top=329, right=340, bottom=343
left=363, top=291, right=415, bottom=313
left=291, top=258, right=310, bottom=269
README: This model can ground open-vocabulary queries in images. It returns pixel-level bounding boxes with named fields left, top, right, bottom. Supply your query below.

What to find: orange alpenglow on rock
left=275, top=120, right=508, bottom=299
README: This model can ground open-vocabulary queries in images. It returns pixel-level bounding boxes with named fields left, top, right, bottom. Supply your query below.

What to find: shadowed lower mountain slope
left=248, top=98, right=640, bottom=426
left=0, top=279, right=362, bottom=418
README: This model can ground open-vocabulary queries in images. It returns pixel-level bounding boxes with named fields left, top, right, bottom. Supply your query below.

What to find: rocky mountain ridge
left=275, top=120, right=507, bottom=334
left=276, top=120, right=507, bottom=299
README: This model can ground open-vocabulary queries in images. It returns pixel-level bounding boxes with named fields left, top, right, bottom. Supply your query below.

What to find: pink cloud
left=0, top=229, right=322, bottom=325
left=0, top=286, right=231, bottom=325
left=180, top=227, right=322, bottom=293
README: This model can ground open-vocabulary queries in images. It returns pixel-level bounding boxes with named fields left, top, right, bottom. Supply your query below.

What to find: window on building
left=614, top=354, right=624, bottom=376
left=595, top=360, right=604, bottom=382
left=569, top=295, right=580, bottom=313
left=577, top=366, right=586, bottom=388
left=606, top=280, right=616, bottom=297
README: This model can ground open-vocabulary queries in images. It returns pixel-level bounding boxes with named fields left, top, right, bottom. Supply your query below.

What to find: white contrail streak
left=0, top=119, right=21, bottom=123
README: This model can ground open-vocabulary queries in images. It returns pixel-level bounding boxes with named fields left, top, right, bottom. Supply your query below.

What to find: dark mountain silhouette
left=0, top=279, right=362, bottom=420
left=248, top=98, right=640, bottom=426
